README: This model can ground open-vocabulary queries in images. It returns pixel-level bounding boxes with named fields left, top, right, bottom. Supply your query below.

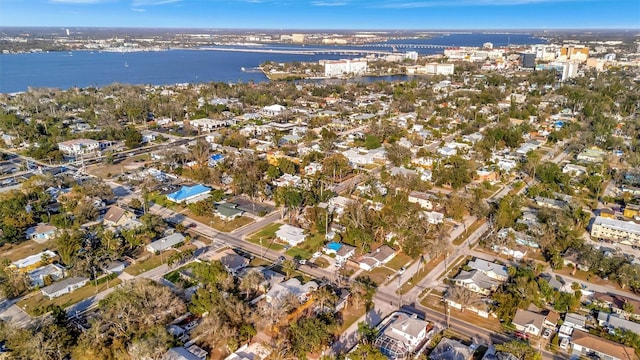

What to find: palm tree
left=240, top=270, right=265, bottom=300
left=313, top=286, right=337, bottom=312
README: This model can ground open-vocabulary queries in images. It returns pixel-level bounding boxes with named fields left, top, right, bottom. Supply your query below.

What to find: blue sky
left=1, top=0, right=638, bottom=29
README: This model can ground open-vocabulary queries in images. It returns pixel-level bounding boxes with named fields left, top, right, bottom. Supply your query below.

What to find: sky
left=1, top=0, right=638, bottom=29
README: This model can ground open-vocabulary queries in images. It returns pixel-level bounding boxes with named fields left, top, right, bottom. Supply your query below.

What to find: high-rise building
left=291, top=34, right=305, bottom=43
left=560, top=45, right=589, bottom=62
left=520, top=53, right=536, bottom=68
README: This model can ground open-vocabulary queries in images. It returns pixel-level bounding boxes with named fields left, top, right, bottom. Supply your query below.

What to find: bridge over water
left=197, top=47, right=394, bottom=56
left=361, top=43, right=449, bottom=49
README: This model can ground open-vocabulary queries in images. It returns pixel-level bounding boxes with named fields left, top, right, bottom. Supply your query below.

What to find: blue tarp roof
left=210, top=154, right=224, bottom=161
left=327, top=242, right=342, bottom=251
left=167, top=184, right=211, bottom=202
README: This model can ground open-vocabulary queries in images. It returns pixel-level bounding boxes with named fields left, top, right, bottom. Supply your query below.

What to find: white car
left=559, top=337, right=569, bottom=350
left=311, top=251, right=322, bottom=259
left=542, top=328, right=552, bottom=339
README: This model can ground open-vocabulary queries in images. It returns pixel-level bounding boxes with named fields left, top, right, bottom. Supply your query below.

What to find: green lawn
left=18, top=278, right=122, bottom=316
left=367, top=266, right=396, bottom=285
left=148, top=191, right=180, bottom=210
left=285, top=233, right=326, bottom=260
left=184, top=211, right=254, bottom=232
left=247, top=223, right=282, bottom=242
left=386, top=253, right=413, bottom=271
left=124, top=251, right=174, bottom=276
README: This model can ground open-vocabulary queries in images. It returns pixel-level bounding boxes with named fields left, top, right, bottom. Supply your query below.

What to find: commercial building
left=57, top=138, right=100, bottom=156
left=590, top=216, right=640, bottom=246
left=166, top=184, right=211, bottom=204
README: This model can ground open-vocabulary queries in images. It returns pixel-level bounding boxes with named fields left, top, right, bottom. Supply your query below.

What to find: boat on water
left=125, top=61, right=129, bottom=68
left=241, top=67, right=246, bottom=72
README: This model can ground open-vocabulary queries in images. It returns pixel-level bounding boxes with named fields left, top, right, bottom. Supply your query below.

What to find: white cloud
left=131, top=7, right=146, bottom=11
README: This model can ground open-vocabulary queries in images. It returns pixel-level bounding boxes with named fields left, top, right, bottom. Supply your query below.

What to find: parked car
left=542, top=328, right=552, bottom=339
left=398, top=266, right=406, bottom=274
left=311, top=251, right=322, bottom=259
left=559, top=337, right=569, bottom=350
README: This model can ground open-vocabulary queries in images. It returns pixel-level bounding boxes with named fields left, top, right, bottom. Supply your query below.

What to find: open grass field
left=184, top=210, right=254, bottom=232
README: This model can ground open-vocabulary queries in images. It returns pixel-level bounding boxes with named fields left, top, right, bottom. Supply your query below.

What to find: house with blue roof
left=166, top=184, right=211, bottom=204
left=208, top=153, right=225, bottom=167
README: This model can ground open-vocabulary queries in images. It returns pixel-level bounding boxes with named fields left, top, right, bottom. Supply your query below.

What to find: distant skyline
left=1, top=0, right=638, bottom=30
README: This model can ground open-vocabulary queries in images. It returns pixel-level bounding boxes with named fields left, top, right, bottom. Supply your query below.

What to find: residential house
left=141, top=130, right=157, bottom=143
left=535, top=196, right=568, bottom=210
left=428, top=337, right=474, bottom=360
left=408, top=191, right=434, bottom=210
left=512, top=309, right=545, bottom=337
left=261, top=104, right=286, bottom=117
left=265, top=278, right=317, bottom=303
left=562, top=248, right=589, bottom=272
left=25, top=224, right=57, bottom=243
left=492, top=244, right=528, bottom=261
left=577, top=147, right=606, bottom=163
left=41, top=276, right=89, bottom=299
left=592, top=293, right=640, bottom=320
left=224, top=343, right=270, bottom=360
left=562, top=163, right=587, bottom=177
left=358, top=245, right=397, bottom=271
left=453, top=270, right=500, bottom=295
left=219, top=250, right=250, bottom=276
left=208, top=153, right=225, bottom=167
left=11, top=250, right=57, bottom=272
left=163, top=346, right=206, bottom=360
left=102, top=206, right=136, bottom=227
left=146, top=233, right=186, bottom=253
left=336, top=244, right=356, bottom=264
left=103, top=261, right=127, bottom=275
left=467, top=258, right=509, bottom=281
left=375, top=312, right=430, bottom=360
left=166, top=184, right=211, bottom=204
left=423, top=211, right=445, bottom=225
left=27, top=263, right=65, bottom=288
left=238, top=266, right=285, bottom=292
left=215, top=202, right=244, bottom=221
left=564, top=313, right=587, bottom=331
left=597, top=311, right=640, bottom=335
left=570, top=330, right=635, bottom=360
left=275, top=224, right=306, bottom=247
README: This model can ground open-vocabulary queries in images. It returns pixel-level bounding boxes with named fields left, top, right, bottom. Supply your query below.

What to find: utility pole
left=398, top=274, right=402, bottom=310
